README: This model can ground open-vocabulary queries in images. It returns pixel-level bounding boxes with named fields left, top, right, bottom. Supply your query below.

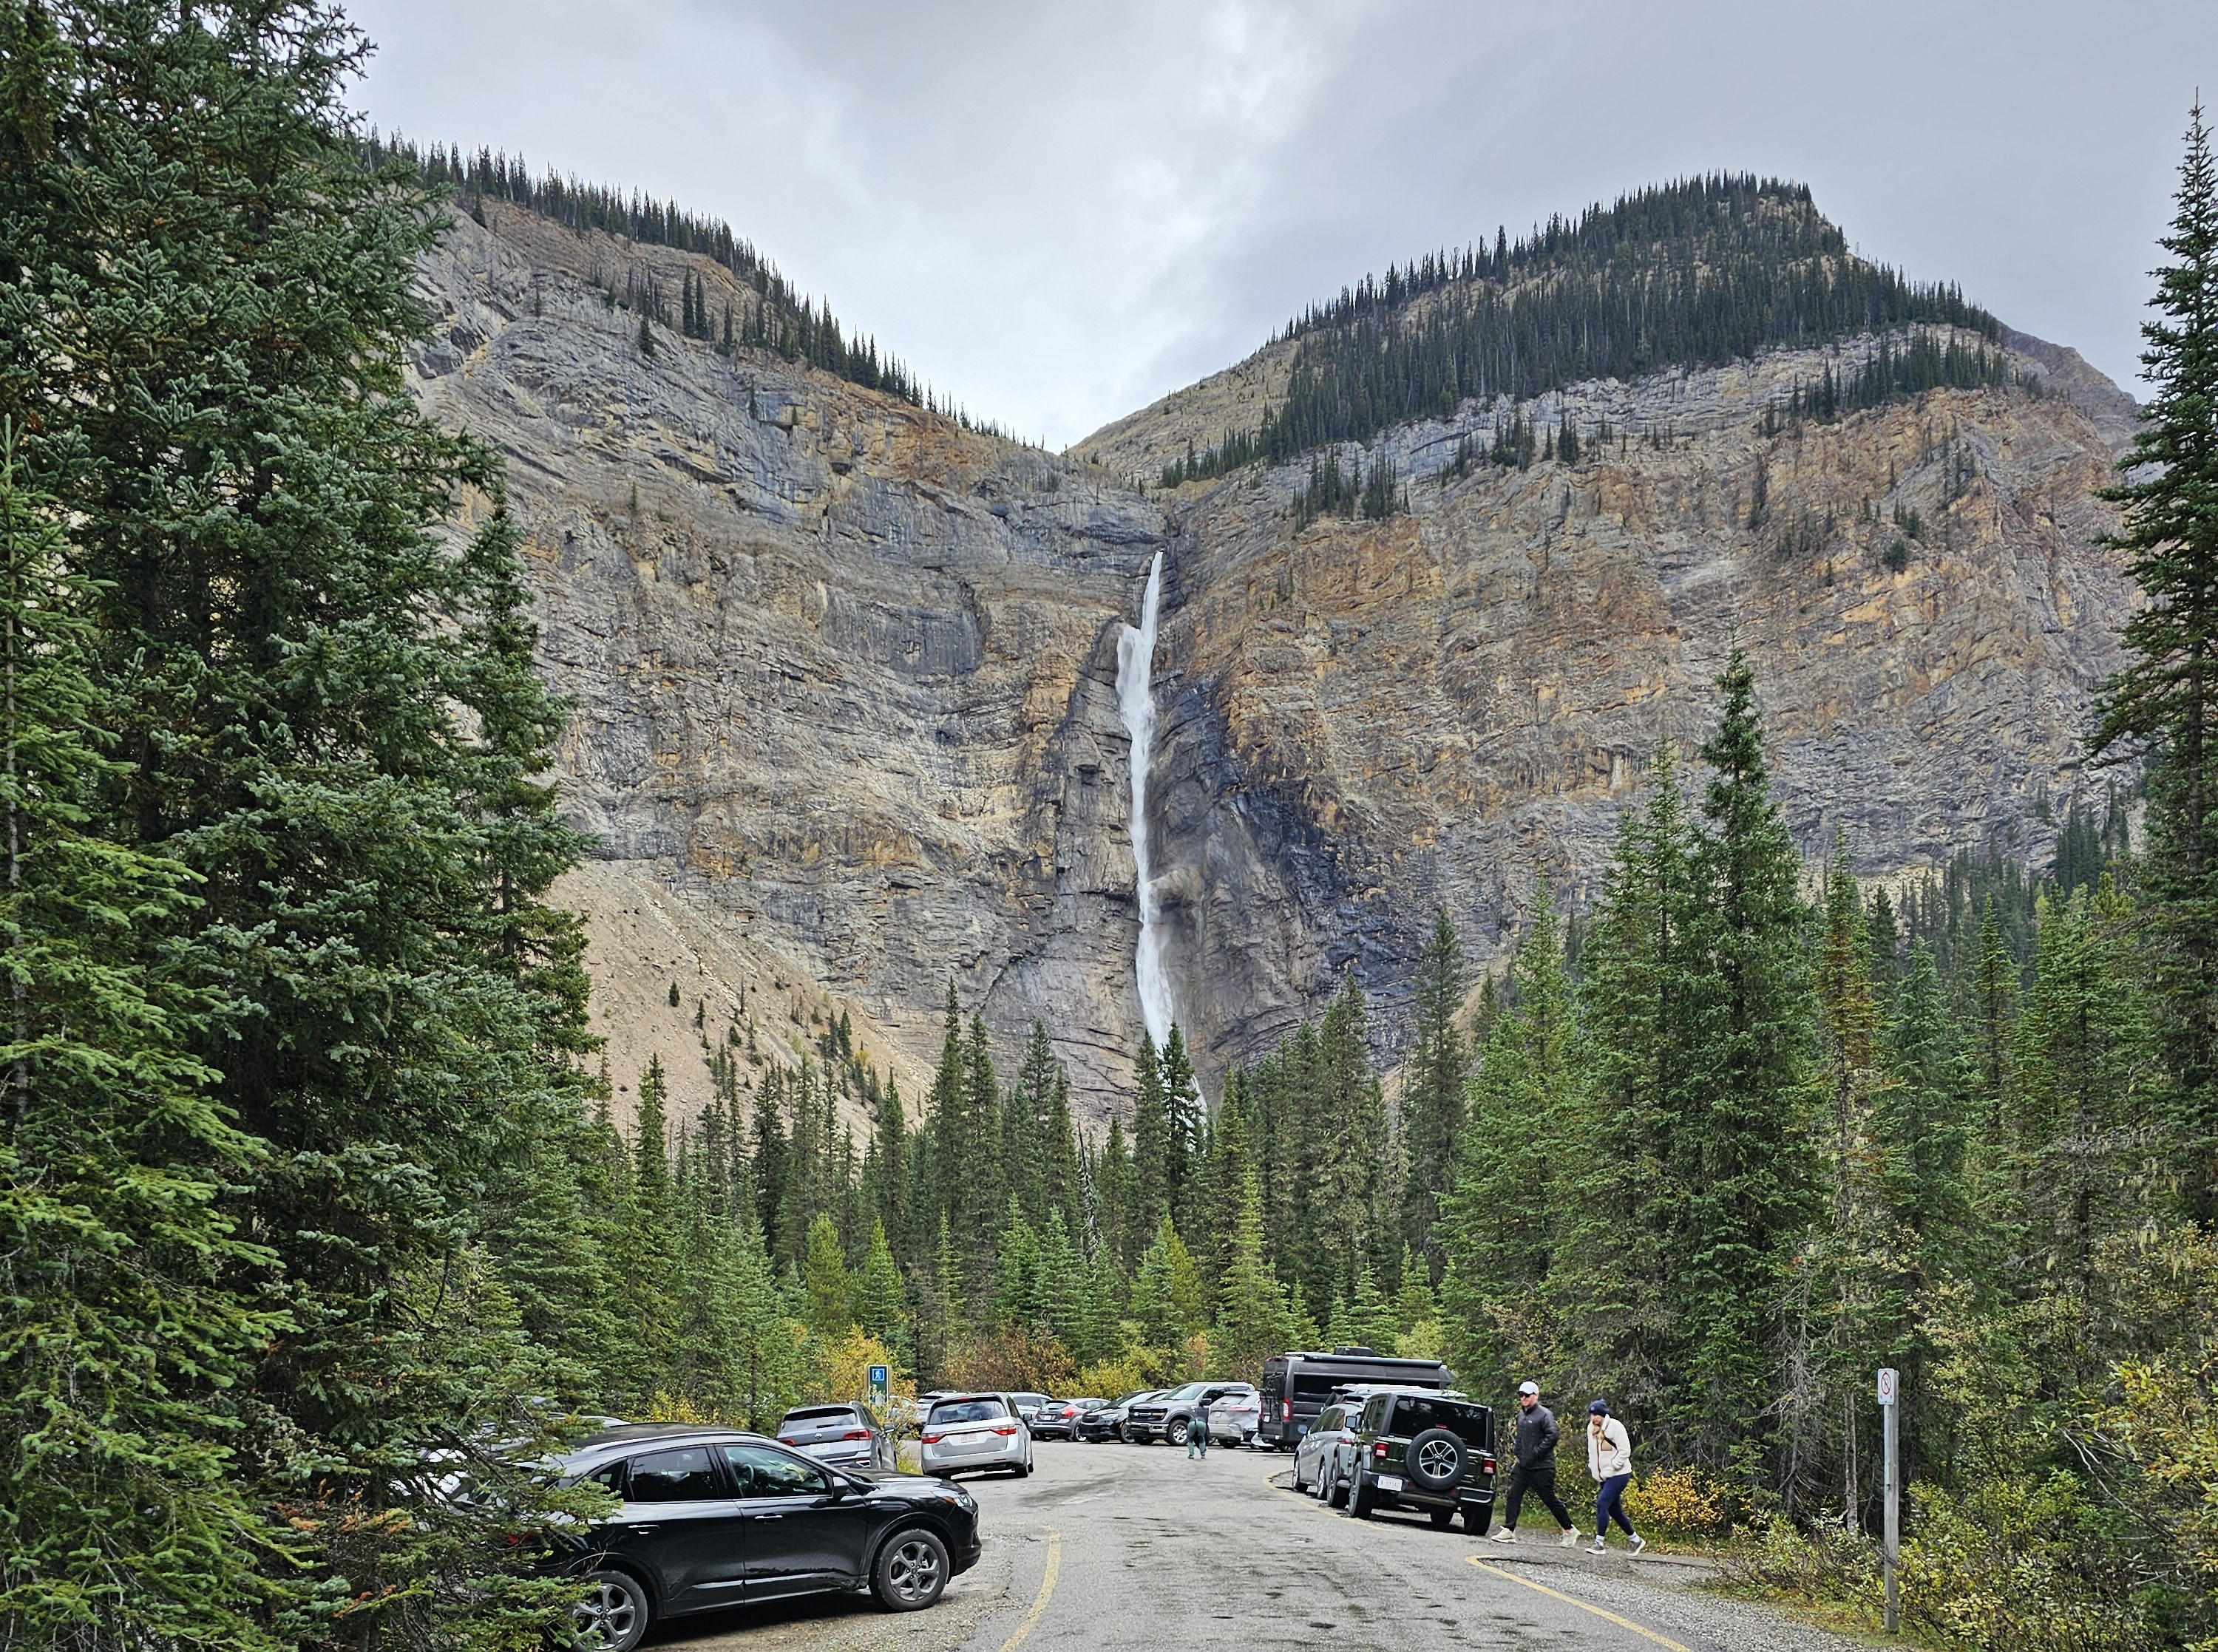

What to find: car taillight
left=841, top=1428, right=872, bottom=1441
left=1281, top=1401, right=1292, bottom=1421
left=921, top=1431, right=943, bottom=1444
left=776, top=1435, right=798, bottom=1444
left=1482, top=1456, right=1497, bottom=1475
left=992, top=1424, right=1019, bottom=1436
left=1374, top=1442, right=1389, bottom=1458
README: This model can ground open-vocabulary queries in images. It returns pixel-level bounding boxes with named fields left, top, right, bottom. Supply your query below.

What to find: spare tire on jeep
left=1404, top=1427, right=1467, bottom=1493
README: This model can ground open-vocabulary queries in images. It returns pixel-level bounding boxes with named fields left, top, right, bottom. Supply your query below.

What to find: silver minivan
left=919, top=1393, right=1033, bottom=1480
left=775, top=1403, right=895, bottom=1472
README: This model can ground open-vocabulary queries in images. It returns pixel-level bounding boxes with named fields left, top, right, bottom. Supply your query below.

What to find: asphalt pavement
left=659, top=1438, right=1876, bottom=1652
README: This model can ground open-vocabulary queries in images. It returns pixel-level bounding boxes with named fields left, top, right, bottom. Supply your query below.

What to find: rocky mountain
left=406, top=183, right=2137, bottom=1128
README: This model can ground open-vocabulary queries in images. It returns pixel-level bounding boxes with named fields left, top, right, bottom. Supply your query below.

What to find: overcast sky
left=346, top=1, right=2215, bottom=449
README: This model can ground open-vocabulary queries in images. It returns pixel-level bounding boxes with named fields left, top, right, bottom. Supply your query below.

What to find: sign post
left=868, top=1364, right=890, bottom=1403
left=1877, top=1367, right=1899, bottom=1634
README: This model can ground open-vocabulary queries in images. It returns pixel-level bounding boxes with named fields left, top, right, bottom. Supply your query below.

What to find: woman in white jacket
left=1584, top=1401, right=1644, bottom=1554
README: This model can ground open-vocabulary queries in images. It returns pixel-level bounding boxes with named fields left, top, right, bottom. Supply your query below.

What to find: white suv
left=919, top=1393, right=1033, bottom=1480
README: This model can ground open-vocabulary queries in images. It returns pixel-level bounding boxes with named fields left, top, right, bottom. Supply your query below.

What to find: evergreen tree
left=0, top=424, right=285, bottom=1647
left=854, top=1219, right=909, bottom=1366
left=1967, top=895, right=2021, bottom=1138
left=1159, top=1024, right=1205, bottom=1236
left=1130, top=1215, right=1207, bottom=1350
left=1128, top=1035, right=1170, bottom=1259
left=611, top=1060, right=683, bottom=1395
left=2091, top=102, right=2218, bottom=1221
left=2012, top=883, right=2156, bottom=1285
left=1556, top=742, right=1697, bottom=1430
left=959, top=1015, right=1004, bottom=1310
left=1440, top=886, right=1577, bottom=1396
left=1035, top=1208, right=1085, bottom=1356
left=1402, top=908, right=1469, bottom=1280
left=864, top=1076, right=906, bottom=1260
left=802, top=1211, right=855, bottom=1339
left=1682, top=651, right=1822, bottom=1478
left=1, top=5, right=599, bottom=1639
left=1306, top=974, right=1391, bottom=1313
left=918, top=982, right=965, bottom=1259
left=1211, top=1170, right=1289, bottom=1375
left=1198, top=1073, right=1252, bottom=1299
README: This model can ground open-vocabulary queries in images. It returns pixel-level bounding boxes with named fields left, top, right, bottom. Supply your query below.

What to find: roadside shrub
left=1623, top=1466, right=1730, bottom=1538
left=1898, top=1479, right=2163, bottom=1652
left=1723, top=1516, right=1880, bottom=1609
left=1724, top=1478, right=2165, bottom=1651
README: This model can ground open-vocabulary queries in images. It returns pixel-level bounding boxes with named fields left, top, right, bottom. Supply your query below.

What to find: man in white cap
left=1488, top=1381, right=1579, bottom=1546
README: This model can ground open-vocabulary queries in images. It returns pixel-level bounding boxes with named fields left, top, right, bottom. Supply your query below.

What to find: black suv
left=548, top=1424, right=982, bottom=1650
left=1343, top=1389, right=1498, bottom=1532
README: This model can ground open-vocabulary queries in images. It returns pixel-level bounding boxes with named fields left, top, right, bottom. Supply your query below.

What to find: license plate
left=1376, top=1475, right=1403, bottom=1492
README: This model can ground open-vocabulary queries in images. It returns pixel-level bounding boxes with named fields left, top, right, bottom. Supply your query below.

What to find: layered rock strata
left=410, top=204, right=2136, bottom=1120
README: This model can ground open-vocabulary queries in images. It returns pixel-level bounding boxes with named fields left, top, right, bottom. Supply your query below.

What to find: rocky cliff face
left=409, top=203, right=2135, bottom=1122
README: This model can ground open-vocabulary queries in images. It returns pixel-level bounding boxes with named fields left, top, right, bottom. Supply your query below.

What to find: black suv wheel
left=572, top=1568, right=651, bottom=1652
left=872, top=1527, right=950, bottom=1611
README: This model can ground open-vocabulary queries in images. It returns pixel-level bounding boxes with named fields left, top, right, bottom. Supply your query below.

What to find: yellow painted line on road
left=1468, top=1557, right=1692, bottom=1651
left=995, top=1529, right=1060, bottom=1652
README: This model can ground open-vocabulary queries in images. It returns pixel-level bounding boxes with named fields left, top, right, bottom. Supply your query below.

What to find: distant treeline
left=365, top=137, right=932, bottom=409
left=1162, top=175, right=2012, bottom=486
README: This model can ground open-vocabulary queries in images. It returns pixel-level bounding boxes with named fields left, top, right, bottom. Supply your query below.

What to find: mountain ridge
left=401, top=174, right=2137, bottom=1127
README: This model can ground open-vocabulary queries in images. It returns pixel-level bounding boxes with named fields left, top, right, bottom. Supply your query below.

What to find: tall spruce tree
left=2092, top=102, right=2218, bottom=1222
left=1159, top=1024, right=1205, bottom=1236
left=1556, top=743, right=1698, bottom=1427
left=1683, top=650, right=1822, bottom=1478
left=1127, top=1035, right=1170, bottom=1261
left=1440, top=886, right=1577, bottom=1397
left=1401, top=909, right=1469, bottom=1280
left=1, top=7, right=597, bottom=1642
left=0, top=424, right=287, bottom=1647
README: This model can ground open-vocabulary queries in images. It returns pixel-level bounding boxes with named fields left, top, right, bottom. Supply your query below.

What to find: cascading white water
left=1117, top=552, right=1173, bottom=1048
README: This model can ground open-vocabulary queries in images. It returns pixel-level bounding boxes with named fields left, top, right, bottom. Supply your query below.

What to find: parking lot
left=644, top=1435, right=1875, bottom=1651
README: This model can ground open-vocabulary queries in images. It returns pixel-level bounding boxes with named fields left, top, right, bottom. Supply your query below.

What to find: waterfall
left=1117, top=551, right=1173, bottom=1048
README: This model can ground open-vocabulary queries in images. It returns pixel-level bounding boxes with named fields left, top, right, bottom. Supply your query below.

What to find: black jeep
left=1343, top=1388, right=1497, bottom=1532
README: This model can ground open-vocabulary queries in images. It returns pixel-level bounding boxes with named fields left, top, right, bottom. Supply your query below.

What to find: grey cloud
left=350, top=0, right=2216, bottom=446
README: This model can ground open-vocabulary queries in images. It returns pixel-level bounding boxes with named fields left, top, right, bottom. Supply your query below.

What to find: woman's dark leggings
left=1595, top=1472, right=1635, bottom=1536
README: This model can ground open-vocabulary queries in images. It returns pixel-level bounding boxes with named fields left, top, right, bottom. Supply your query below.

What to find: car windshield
left=1390, top=1396, right=1491, bottom=1448
left=1165, top=1382, right=1210, bottom=1401
left=927, top=1397, right=1008, bottom=1426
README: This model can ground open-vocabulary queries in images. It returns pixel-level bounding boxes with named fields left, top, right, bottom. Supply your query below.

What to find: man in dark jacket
left=1488, top=1381, right=1579, bottom=1546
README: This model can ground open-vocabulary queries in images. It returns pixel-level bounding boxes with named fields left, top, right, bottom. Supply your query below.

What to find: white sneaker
left=1489, top=1527, right=1519, bottom=1543
left=1590, top=1537, right=1608, bottom=1553
left=1559, top=1528, right=1580, bottom=1548
left=1629, top=1534, right=1646, bottom=1555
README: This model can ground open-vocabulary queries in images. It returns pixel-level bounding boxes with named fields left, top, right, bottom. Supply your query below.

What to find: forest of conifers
left=1, top=4, right=2216, bottom=1651
left=1159, top=175, right=2020, bottom=489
